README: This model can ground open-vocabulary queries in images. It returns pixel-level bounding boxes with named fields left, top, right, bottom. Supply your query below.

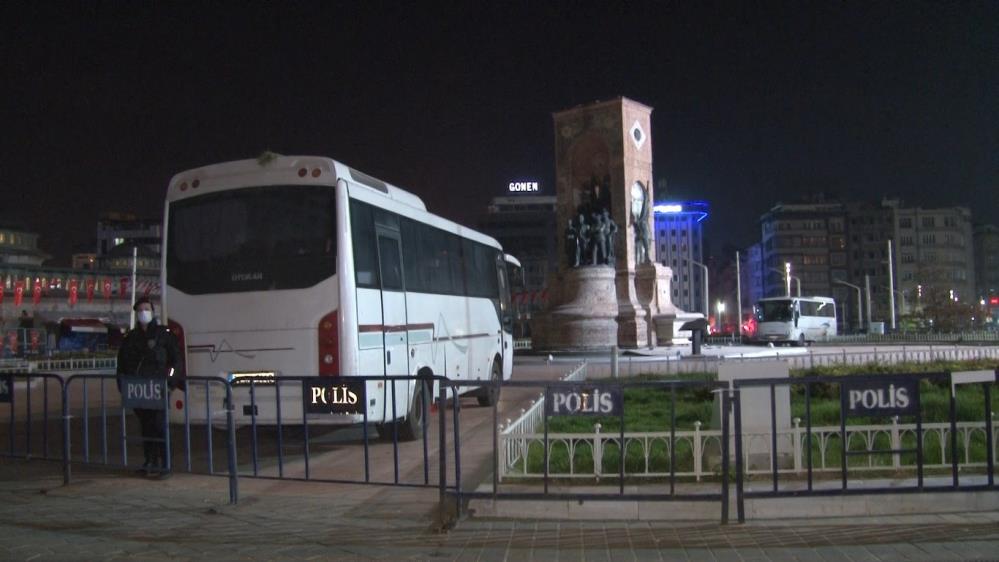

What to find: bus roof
left=167, top=155, right=426, bottom=212
left=167, top=155, right=502, bottom=251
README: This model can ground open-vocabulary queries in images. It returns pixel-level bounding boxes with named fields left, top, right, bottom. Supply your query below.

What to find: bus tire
left=394, top=379, right=427, bottom=442
left=477, top=359, right=502, bottom=407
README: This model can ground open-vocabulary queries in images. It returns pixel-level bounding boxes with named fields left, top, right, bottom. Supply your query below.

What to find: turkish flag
left=68, top=278, right=79, bottom=306
left=32, top=279, right=42, bottom=305
left=29, top=330, right=40, bottom=353
left=119, top=278, right=128, bottom=298
left=14, top=281, right=24, bottom=306
left=0, top=285, right=4, bottom=305
left=7, top=331, right=17, bottom=354
left=102, top=278, right=112, bottom=300
left=86, top=278, right=95, bottom=302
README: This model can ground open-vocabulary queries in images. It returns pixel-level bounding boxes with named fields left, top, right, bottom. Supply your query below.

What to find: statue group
left=565, top=208, right=619, bottom=267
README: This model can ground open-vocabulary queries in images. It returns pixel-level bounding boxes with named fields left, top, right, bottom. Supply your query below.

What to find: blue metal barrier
left=732, top=369, right=999, bottom=523
left=0, top=372, right=64, bottom=461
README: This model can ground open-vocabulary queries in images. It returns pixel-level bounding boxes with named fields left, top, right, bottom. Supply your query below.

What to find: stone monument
left=532, top=97, right=678, bottom=350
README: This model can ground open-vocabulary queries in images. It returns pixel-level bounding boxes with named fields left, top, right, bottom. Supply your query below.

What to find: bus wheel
left=477, top=360, right=502, bottom=407
left=395, top=379, right=426, bottom=442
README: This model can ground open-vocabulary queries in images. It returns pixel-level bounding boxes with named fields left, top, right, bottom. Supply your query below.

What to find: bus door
left=375, top=225, right=410, bottom=423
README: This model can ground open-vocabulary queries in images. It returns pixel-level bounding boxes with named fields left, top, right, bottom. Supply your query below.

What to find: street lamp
left=690, top=259, right=709, bottom=317
left=834, top=280, right=863, bottom=333
left=769, top=267, right=801, bottom=297
left=716, top=300, right=726, bottom=333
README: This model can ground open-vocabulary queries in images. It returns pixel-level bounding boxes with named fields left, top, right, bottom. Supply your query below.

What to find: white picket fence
left=500, top=417, right=999, bottom=481
left=499, top=361, right=589, bottom=478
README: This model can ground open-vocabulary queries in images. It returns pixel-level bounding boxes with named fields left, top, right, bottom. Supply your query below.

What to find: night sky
left=3, top=2, right=997, bottom=264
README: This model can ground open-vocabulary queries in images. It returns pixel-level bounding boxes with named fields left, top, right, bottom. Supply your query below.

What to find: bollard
left=611, top=346, right=619, bottom=378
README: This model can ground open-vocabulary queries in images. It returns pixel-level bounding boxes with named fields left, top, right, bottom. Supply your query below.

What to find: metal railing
left=579, top=346, right=999, bottom=378
left=1, top=372, right=463, bottom=508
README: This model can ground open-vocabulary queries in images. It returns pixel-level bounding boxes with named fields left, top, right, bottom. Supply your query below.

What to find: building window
left=901, top=254, right=914, bottom=264
left=900, top=235, right=913, bottom=246
left=922, top=216, right=935, bottom=228
left=921, top=234, right=936, bottom=245
left=899, top=217, right=912, bottom=228
left=944, top=216, right=957, bottom=228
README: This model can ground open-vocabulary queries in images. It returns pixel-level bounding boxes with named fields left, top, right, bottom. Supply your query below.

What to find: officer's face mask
left=137, top=310, right=153, bottom=325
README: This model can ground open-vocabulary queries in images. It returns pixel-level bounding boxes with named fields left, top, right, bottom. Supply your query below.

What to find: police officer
left=116, top=297, right=180, bottom=478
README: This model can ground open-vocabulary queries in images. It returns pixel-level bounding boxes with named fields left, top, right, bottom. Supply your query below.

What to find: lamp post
left=735, top=250, right=743, bottom=338
left=690, top=259, right=709, bottom=317
left=769, top=267, right=801, bottom=297
left=887, top=239, right=896, bottom=331
left=834, top=279, right=863, bottom=333
left=882, top=286, right=907, bottom=316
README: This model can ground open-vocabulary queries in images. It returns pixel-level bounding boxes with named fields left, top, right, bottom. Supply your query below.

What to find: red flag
left=14, top=281, right=24, bottom=307
left=102, top=278, right=112, bottom=300
left=68, top=278, right=79, bottom=306
left=119, top=278, right=128, bottom=298
left=32, top=279, right=42, bottom=305
left=6, top=331, right=17, bottom=354
left=86, top=278, right=95, bottom=303
left=29, top=330, right=40, bottom=353
left=0, top=284, right=4, bottom=305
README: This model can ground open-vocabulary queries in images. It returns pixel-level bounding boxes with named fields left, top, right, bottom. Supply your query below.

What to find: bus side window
left=350, top=201, right=380, bottom=288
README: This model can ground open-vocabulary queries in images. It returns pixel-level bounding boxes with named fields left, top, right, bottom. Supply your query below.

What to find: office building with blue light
left=654, top=200, right=709, bottom=314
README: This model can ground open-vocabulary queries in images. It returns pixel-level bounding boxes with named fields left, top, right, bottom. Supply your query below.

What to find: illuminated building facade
left=653, top=200, right=708, bottom=314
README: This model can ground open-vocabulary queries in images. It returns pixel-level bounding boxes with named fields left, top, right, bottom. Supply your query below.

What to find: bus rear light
left=179, top=182, right=188, bottom=191
left=298, top=168, right=308, bottom=177
left=311, top=168, right=321, bottom=177
left=192, top=179, right=200, bottom=188
left=175, top=400, right=184, bottom=410
left=318, top=310, right=339, bottom=376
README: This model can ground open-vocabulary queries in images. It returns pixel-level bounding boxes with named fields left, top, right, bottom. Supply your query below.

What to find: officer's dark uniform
left=116, top=314, right=180, bottom=475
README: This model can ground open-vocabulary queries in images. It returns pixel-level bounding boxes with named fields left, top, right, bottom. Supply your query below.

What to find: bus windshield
left=756, top=300, right=794, bottom=322
left=167, top=185, right=335, bottom=294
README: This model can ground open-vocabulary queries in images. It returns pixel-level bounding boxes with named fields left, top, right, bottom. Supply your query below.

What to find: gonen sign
left=545, top=386, right=622, bottom=416
left=0, top=374, right=11, bottom=403
left=843, top=378, right=919, bottom=417
left=303, top=378, right=366, bottom=415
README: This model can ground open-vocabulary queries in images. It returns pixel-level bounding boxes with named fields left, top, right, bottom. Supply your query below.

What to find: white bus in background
left=753, top=296, right=837, bottom=346
left=162, top=155, right=514, bottom=440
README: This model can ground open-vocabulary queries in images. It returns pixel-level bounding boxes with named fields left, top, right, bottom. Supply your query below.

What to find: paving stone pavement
left=2, top=459, right=999, bottom=561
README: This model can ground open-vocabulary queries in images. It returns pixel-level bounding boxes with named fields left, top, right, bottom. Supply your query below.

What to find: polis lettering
left=303, top=379, right=366, bottom=415
left=843, top=378, right=918, bottom=416
left=121, top=377, right=167, bottom=410
left=545, top=387, right=622, bottom=416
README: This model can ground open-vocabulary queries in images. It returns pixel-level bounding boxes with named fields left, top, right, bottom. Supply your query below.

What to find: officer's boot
left=138, top=441, right=153, bottom=476
left=156, top=446, right=171, bottom=480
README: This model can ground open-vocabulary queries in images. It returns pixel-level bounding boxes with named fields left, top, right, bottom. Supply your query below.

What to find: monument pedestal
left=635, top=263, right=679, bottom=347
left=615, top=269, right=649, bottom=348
left=532, top=266, right=618, bottom=351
